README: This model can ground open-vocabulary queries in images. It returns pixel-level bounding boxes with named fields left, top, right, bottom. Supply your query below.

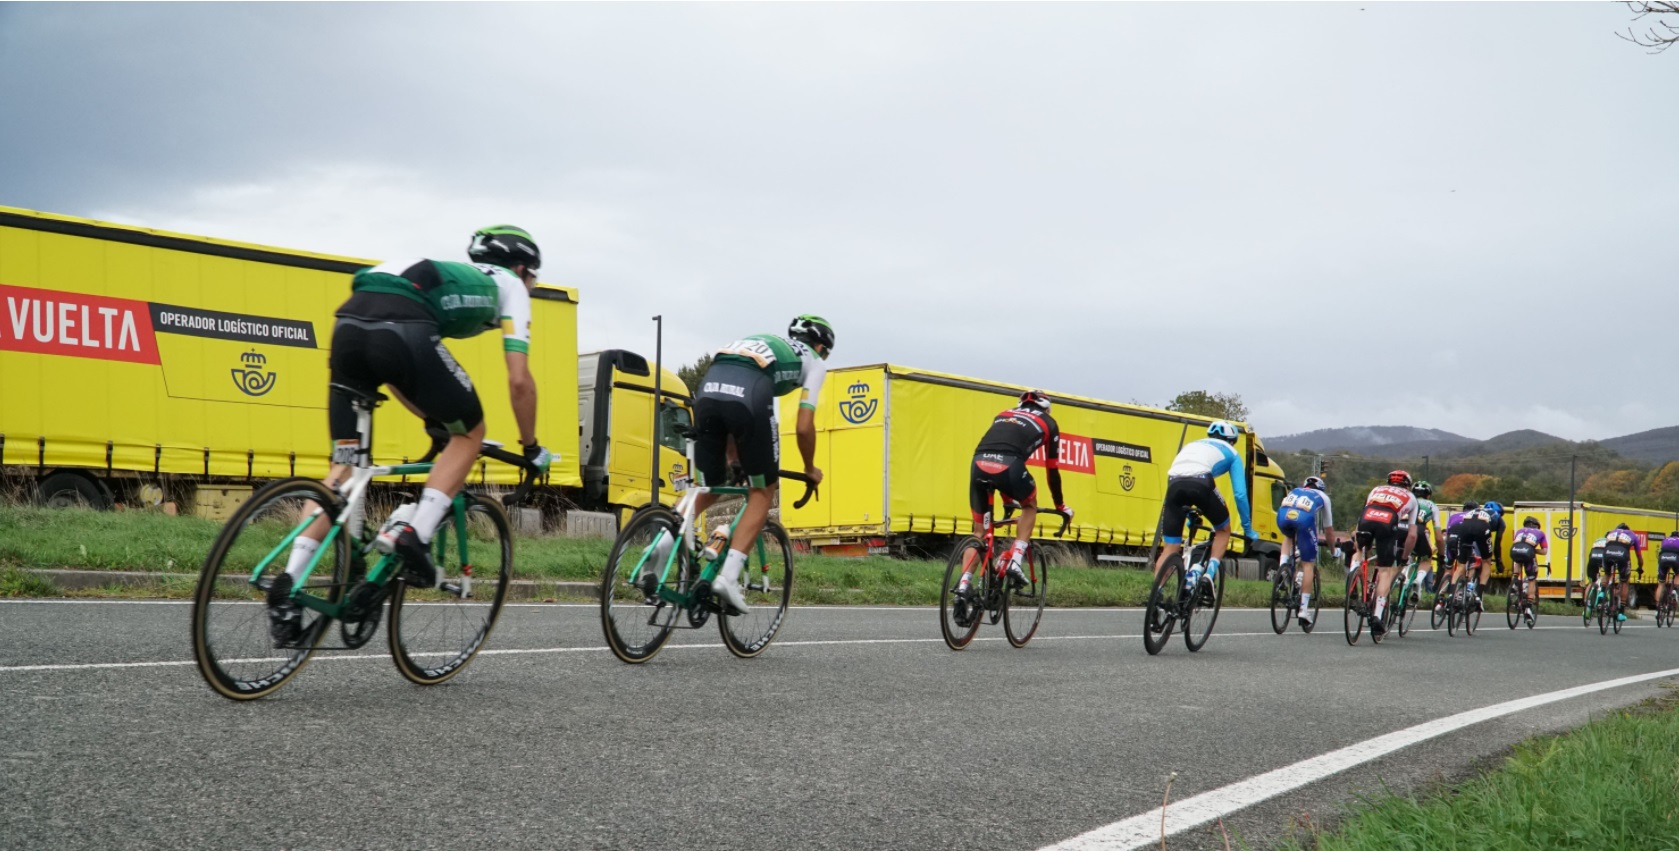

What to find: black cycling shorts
left=1414, top=529, right=1434, bottom=560
left=1659, top=550, right=1679, bottom=582
left=1453, top=535, right=1489, bottom=565
left=969, top=452, right=1036, bottom=520
left=1510, top=542, right=1540, bottom=577
left=1603, top=547, right=1633, bottom=581
left=1160, top=476, right=1229, bottom=545
left=1355, top=519, right=1405, bottom=568
left=692, top=362, right=778, bottom=489
left=327, top=314, right=483, bottom=446
left=1587, top=554, right=1604, bottom=582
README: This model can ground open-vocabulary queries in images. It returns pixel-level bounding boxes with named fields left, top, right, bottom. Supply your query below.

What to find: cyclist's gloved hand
left=521, top=441, right=552, bottom=473
left=1056, top=504, right=1073, bottom=519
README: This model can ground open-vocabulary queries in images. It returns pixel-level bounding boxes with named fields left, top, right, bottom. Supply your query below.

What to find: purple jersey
left=1661, top=535, right=1679, bottom=554
left=1513, top=528, right=1548, bottom=548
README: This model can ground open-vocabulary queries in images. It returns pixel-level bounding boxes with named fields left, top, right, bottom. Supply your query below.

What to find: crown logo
left=848, top=381, right=871, bottom=396
left=241, top=350, right=268, bottom=366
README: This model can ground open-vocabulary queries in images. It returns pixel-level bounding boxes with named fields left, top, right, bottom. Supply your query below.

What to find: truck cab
left=578, top=350, right=692, bottom=519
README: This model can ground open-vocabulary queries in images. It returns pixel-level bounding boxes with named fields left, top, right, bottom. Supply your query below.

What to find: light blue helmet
left=1207, top=421, right=1239, bottom=444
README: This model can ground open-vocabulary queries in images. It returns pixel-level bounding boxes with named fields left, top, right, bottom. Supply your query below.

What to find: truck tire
left=36, top=471, right=114, bottom=510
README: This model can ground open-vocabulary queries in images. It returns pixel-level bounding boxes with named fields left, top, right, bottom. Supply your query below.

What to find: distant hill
left=1602, top=427, right=1679, bottom=466
left=1268, top=426, right=1474, bottom=454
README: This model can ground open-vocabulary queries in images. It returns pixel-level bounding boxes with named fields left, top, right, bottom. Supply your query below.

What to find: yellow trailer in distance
left=1509, top=501, right=1679, bottom=607
left=777, top=364, right=1289, bottom=565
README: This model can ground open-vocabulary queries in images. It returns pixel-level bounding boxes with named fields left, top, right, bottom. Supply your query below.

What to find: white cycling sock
left=411, top=488, right=451, bottom=544
left=1008, top=539, right=1028, bottom=569
left=1207, top=557, right=1221, bottom=578
left=1373, top=598, right=1386, bottom=618
left=284, top=537, right=320, bottom=582
left=1299, top=592, right=1311, bottom=609
left=718, top=549, right=748, bottom=585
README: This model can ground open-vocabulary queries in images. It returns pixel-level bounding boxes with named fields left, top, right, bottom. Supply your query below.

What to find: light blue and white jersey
left=1166, top=438, right=1252, bottom=531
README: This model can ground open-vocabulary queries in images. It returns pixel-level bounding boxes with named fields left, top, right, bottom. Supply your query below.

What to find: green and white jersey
left=714, top=333, right=827, bottom=409
left=1415, top=498, right=1438, bottom=530
left=351, top=259, right=532, bottom=351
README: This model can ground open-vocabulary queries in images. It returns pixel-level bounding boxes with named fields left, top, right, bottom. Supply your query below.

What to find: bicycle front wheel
left=1184, top=565, right=1225, bottom=652
left=191, top=478, right=347, bottom=701
left=1506, top=587, right=1520, bottom=629
left=389, top=493, right=511, bottom=685
left=1004, top=551, right=1049, bottom=648
left=1143, top=555, right=1184, bottom=656
left=601, top=507, right=686, bottom=663
left=1269, top=573, right=1291, bottom=635
left=1344, top=571, right=1367, bottom=646
left=719, top=520, right=794, bottom=658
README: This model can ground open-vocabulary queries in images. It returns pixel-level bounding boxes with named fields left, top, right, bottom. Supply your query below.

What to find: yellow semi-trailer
left=578, top=350, right=692, bottom=522
left=0, top=206, right=583, bottom=510
left=777, top=364, right=1289, bottom=566
left=1510, top=501, right=1679, bottom=607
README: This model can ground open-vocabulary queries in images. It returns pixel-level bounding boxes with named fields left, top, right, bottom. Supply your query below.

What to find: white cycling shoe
left=711, top=577, right=750, bottom=616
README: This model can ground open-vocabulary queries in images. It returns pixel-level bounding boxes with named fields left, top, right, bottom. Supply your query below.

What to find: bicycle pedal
left=440, top=581, right=467, bottom=598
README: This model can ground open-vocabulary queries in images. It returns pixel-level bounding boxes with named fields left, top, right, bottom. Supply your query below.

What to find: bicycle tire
left=1583, top=588, right=1594, bottom=628
left=939, top=537, right=985, bottom=650
left=1599, top=595, right=1610, bottom=635
left=191, top=478, right=347, bottom=701
left=1463, top=590, right=1480, bottom=636
left=1430, top=589, right=1447, bottom=630
left=1184, top=563, right=1225, bottom=653
left=1302, top=570, right=1321, bottom=634
left=1506, top=586, right=1520, bottom=630
left=1344, top=570, right=1366, bottom=646
left=719, top=520, right=794, bottom=658
left=1003, top=548, right=1048, bottom=648
left=1369, top=583, right=1387, bottom=646
left=601, top=507, right=687, bottom=663
left=1143, top=554, right=1183, bottom=656
left=1269, top=572, right=1291, bottom=635
left=1613, top=597, right=1624, bottom=635
left=1398, top=583, right=1419, bottom=637
left=388, top=492, right=511, bottom=685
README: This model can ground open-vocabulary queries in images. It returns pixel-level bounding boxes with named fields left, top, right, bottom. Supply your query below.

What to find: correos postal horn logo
left=839, top=380, right=878, bottom=424
left=232, top=349, right=277, bottom=396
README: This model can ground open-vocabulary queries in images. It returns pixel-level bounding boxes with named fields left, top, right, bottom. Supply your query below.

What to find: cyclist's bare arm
left=505, top=350, right=537, bottom=446
left=795, top=406, right=822, bottom=485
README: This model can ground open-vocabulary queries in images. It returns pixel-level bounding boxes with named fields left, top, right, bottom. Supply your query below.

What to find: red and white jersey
left=1360, top=484, right=1418, bottom=529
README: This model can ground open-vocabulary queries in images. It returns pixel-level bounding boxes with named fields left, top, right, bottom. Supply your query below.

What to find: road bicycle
left=191, top=384, right=542, bottom=701
left=1342, top=548, right=1384, bottom=646
left=1581, top=571, right=1610, bottom=628
left=939, top=504, right=1070, bottom=650
left=1592, top=567, right=1632, bottom=636
left=1506, top=567, right=1540, bottom=630
left=1143, top=508, right=1231, bottom=655
left=1656, top=577, right=1677, bottom=629
left=1381, top=557, right=1423, bottom=638
left=1268, top=535, right=1322, bottom=635
left=598, top=430, right=817, bottom=664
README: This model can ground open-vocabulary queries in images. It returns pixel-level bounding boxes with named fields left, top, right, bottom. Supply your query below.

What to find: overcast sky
left=3, top=2, right=1672, bottom=441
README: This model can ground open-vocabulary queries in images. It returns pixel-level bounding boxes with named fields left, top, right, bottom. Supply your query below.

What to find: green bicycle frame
left=633, top=485, right=774, bottom=608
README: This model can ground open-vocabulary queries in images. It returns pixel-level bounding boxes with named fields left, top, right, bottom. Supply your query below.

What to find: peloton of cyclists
left=958, top=390, right=1072, bottom=600
left=1602, top=523, right=1643, bottom=624
left=1276, top=475, right=1335, bottom=629
left=1509, top=516, right=1549, bottom=626
left=1154, top=421, right=1254, bottom=594
left=1354, top=470, right=1419, bottom=638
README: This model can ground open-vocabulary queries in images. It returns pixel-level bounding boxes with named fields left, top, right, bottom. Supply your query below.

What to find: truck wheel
left=37, top=471, right=113, bottom=510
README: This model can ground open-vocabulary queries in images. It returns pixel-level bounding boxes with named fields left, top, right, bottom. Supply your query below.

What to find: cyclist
left=1354, top=470, right=1419, bottom=637
left=1409, top=481, right=1440, bottom=594
left=1657, top=532, right=1679, bottom=614
left=679, top=316, right=834, bottom=615
left=1432, top=501, right=1472, bottom=619
left=958, top=390, right=1072, bottom=599
left=1154, top=421, right=1253, bottom=595
left=268, top=225, right=553, bottom=646
left=1602, top=523, right=1643, bottom=623
left=1450, top=503, right=1494, bottom=610
left=1585, top=536, right=1607, bottom=603
left=1477, top=501, right=1509, bottom=595
left=1509, top=516, right=1549, bottom=625
left=1276, top=475, right=1335, bottom=628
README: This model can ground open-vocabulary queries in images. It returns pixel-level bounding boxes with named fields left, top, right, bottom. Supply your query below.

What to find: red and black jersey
left=975, top=407, right=1061, bottom=461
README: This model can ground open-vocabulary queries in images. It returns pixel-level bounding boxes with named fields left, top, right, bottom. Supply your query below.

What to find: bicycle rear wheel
left=1269, top=573, right=1291, bottom=635
left=191, top=478, right=347, bottom=701
left=601, top=507, right=687, bottom=663
left=719, top=520, right=794, bottom=658
left=1343, top=570, right=1367, bottom=646
left=1143, top=555, right=1184, bottom=656
left=1398, top=585, right=1419, bottom=637
left=389, top=493, right=511, bottom=685
left=1506, top=586, right=1520, bottom=629
left=1302, top=570, right=1321, bottom=634
left=1184, top=565, right=1225, bottom=652
left=1003, top=550, right=1048, bottom=648
left=940, top=537, right=984, bottom=650
left=1462, top=590, right=1480, bottom=636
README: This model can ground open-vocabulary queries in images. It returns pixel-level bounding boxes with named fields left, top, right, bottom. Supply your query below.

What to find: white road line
left=1038, top=665, right=1679, bottom=851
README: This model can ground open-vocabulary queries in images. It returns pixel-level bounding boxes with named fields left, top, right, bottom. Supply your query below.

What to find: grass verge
left=1273, top=688, right=1679, bottom=850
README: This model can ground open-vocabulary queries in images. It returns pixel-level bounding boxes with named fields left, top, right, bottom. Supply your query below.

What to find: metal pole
left=1565, top=454, right=1576, bottom=604
left=1423, top=455, right=1430, bottom=482
left=651, top=315, right=663, bottom=508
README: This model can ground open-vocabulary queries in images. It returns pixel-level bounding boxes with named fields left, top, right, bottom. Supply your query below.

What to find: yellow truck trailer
left=1509, top=501, right=1679, bottom=607
left=778, top=364, right=1289, bottom=565
left=0, top=206, right=683, bottom=521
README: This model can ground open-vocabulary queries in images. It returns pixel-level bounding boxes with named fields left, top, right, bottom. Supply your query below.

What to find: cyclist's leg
left=1000, top=460, right=1039, bottom=579
left=1193, top=480, right=1233, bottom=576
left=702, top=368, right=779, bottom=613
left=1154, top=480, right=1193, bottom=573
left=1295, top=523, right=1319, bottom=612
left=381, top=322, right=486, bottom=550
left=962, top=462, right=994, bottom=583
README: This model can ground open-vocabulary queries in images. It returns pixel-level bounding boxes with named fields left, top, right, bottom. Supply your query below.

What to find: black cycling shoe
left=382, top=523, right=440, bottom=588
left=1369, top=614, right=1387, bottom=638
left=952, top=585, right=975, bottom=628
left=266, top=574, right=304, bottom=648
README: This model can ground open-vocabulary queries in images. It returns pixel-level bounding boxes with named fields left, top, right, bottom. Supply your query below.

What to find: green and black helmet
left=467, top=225, right=541, bottom=272
left=788, top=314, right=835, bottom=356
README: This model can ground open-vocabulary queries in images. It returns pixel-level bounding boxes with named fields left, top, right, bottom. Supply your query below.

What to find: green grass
left=1274, top=690, right=1679, bottom=851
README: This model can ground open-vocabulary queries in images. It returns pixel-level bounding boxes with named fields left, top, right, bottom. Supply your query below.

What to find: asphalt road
left=3, top=599, right=1676, bottom=851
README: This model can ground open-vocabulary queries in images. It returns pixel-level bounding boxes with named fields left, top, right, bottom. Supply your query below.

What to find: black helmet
left=468, top=225, right=541, bottom=272
left=788, top=314, right=835, bottom=356
left=1411, top=481, right=1432, bottom=498
left=1019, top=390, right=1052, bottom=412
left=1523, top=516, right=1540, bottom=528
left=1617, top=522, right=1630, bottom=530
left=1463, top=502, right=1479, bottom=512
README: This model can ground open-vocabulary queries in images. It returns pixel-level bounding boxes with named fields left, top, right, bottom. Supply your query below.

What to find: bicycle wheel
left=1302, top=570, right=1321, bottom=634
left=1613, top=597, right=1624, bottom=635
left=1183, top=563, right=1225, bottom=653
left=191, top=478, right=347, bottom=701
left=1398, top=584, right=1419, bottom=637
left=1462, top=589, right=1480, bottom=636
left=1431, top=587, right=1447, bottom=630
left=1269, top=572, right=1291, bottom=635
left=601, top=507, right=687, bottom=663
left=1003, top=548, right=1048, bottom=648
left=1506, top=586, right=1520, bottom=630
left=940, top=537, right=985, bottom=650
left=719, top=520, right=794, bottom=658
left=1143, top=554, right=1184, bottom=656
left=1598, top=595, right=1610, bottom=635
left=388, top=493, right=511, bottom=685
left=1583, top=589, right=1594, bottom=627
left=1343, top=570, right=1367, bottom=646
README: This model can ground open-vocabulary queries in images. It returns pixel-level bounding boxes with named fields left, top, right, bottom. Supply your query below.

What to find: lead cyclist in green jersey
left=266, top=226, right=552, bottom=646
left=1409, top=482, right=1440, bottom=594
left=670, top=316, right=834, bottom=615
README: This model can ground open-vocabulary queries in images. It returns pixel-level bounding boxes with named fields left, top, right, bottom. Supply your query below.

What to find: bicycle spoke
left=389, top=494, right=511, bottom=685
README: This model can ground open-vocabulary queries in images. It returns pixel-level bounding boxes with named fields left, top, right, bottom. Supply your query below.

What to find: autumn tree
left=1165, top=390, right=1249, bottom=422
left=1439, top=473, right=1494, bottom=502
